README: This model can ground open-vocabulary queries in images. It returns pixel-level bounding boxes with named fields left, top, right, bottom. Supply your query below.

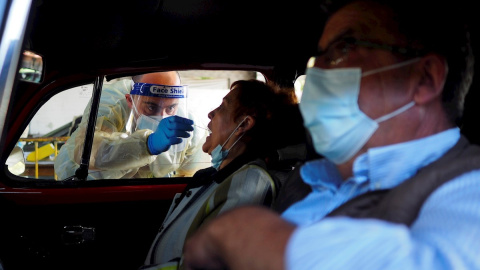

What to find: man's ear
left=414, top=54, right=448, bottom=105
left=125, top=94, right=133, bottom=109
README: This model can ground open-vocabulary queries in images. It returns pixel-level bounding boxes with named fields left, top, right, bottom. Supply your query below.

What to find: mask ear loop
left=374, top=101, right=415, bottom=123
left=362, top=57, right=421, bottom=77
left=126, top=82, right=141, bottom=132
left=129, top=90, right=142, bottom=128
left=221, top=116, right=249, bottom=151
left=131, top=98, right=140, bottom=116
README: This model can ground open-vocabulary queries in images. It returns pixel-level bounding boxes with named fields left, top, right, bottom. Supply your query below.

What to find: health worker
left=54, top=71, right=211, bottom=180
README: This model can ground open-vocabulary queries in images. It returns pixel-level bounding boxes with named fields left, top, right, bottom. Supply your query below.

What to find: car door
left=1, top=70, right=259, bottom=270
left=0, top=79, right=188, bottom=269
left=0, top=1, right=189, bottom=269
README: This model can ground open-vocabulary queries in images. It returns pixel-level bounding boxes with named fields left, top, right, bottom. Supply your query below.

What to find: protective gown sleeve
left=54, top=79, right=155, bottom=179
left=74, top=122, right=155, bottom=171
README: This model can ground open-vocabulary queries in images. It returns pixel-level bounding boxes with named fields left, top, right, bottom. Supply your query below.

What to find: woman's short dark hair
left=230, top=79, right=306, bottom=157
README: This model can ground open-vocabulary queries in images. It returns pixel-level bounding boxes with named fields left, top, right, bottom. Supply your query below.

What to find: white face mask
left=136, top=114, right=163, bottom=131
left=130, top=96, right=161, bottom=131
left=299, top=58, right=419, bottom=164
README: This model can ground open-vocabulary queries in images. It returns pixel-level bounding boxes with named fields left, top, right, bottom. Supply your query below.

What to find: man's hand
left=147, top=115, right=194, bottom=155
left=183, top=206, right=296, bottom=270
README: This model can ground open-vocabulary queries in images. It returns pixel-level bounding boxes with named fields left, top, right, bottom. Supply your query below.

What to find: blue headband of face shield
left=131, top=83, right=186, bottom=98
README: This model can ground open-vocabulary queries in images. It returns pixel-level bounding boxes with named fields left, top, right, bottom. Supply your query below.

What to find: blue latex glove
left=147, top=115, right=194, bottom=155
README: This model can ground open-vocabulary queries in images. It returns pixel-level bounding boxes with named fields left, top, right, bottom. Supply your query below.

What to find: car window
left=11, top=70, right=259, bottom=180
left=15, top=84, right=93, bottom=179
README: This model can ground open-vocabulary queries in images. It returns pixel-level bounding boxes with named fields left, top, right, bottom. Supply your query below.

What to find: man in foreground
left=182, top=0, right=480, bottom=269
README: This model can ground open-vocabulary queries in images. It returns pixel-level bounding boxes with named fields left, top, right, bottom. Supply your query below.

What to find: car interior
left=0, top=0, right=479, bottom=269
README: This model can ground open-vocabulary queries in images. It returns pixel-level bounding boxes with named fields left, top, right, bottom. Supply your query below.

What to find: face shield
left=129, top=82, right=189, bottom=154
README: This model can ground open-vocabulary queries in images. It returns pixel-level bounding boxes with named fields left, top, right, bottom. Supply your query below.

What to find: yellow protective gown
left=54, top=78, right=211, bottom=180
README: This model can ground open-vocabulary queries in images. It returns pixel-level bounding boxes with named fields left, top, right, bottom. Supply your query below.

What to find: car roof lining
left=25, top=0, right=323, bottom=73
left=7, top=0, right=480, bottom=150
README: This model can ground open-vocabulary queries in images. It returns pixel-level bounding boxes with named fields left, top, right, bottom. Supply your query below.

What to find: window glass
left=11, top=70, right=257, bottom=180
left=15, top=84, right=93, bottom=179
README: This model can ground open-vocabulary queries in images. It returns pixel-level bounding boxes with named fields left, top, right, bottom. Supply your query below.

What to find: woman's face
left=202, top=87, right=241, bottom=155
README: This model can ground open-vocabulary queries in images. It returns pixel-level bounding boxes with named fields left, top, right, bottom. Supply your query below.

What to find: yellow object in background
left=26, top=143, right=55, bottom=162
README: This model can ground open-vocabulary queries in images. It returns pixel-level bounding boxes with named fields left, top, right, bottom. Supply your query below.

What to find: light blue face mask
left=211, top=116, right=248, bottom=170
left=299, top=58, right=420, bottom=164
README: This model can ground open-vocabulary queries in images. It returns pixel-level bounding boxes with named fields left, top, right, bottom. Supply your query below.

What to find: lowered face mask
left=211, top=116, right=248, bottom=170
left=299, top=58, right=420, bottom=164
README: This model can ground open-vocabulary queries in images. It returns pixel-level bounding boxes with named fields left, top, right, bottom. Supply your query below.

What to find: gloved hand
left=147, top=115, right=194, bottom=155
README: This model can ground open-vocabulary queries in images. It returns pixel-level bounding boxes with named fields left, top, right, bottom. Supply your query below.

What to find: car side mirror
left=18, top=50, right=43, bottom=83
left=6, top=145, right=25, bottom=175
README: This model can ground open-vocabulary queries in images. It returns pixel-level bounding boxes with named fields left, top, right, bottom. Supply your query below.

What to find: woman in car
left=140, top=79, right=301, bottom=270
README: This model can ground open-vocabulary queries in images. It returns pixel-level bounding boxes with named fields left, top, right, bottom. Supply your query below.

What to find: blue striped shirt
left=282, top=128, right=480, bottom=269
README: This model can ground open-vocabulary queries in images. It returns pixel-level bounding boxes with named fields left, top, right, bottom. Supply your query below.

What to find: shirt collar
left=301, top=128, right=460, bottom=191
left=300, top=158, right=343, bottom=191
left=353, top=127, right=460, bottom=190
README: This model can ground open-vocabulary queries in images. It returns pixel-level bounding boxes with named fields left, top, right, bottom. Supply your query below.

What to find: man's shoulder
left=437, top=135, right=480, bottom=164
left=233, top=160, right=270, bottom=177
left=223, top=159, right=276, bottom=184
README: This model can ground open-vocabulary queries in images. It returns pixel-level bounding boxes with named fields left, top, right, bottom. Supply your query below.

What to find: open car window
left=12, top=70, right=265, bottom=181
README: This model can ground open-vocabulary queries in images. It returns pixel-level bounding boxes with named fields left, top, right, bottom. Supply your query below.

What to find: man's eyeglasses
left=309, top=37, right=424, bottom=68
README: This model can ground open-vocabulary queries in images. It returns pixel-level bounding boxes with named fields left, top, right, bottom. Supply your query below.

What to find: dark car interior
left=1, top=0, right=479, bottom=269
